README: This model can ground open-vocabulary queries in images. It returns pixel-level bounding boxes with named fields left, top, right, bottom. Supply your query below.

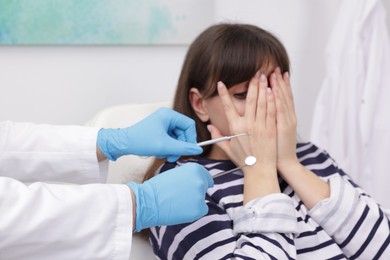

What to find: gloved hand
left=97, top=107, right=202, bottom=162
left=128, top=162, right=214, bottom=232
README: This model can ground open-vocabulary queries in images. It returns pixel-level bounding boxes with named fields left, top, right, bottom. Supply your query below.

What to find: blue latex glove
left=97, top=107, right=203, bottom=162
left=128, top=162, right=214, bottom=232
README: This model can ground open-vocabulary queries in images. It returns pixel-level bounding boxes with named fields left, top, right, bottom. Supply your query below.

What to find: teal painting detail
left=0, top=0, right=213, bottom=45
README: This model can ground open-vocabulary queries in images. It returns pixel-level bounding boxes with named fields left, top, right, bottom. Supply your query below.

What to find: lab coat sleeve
left=0, top=121, right=107, bottom=184
left=0, top=177, right=133, bottom=260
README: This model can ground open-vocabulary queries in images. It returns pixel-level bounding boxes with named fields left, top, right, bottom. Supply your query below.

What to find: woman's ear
left=189, top=88, right=210, bottom=122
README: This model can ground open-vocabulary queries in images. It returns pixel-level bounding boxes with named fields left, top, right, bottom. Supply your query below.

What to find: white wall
left=0, top=0, right=389, bottom=140
left=0, top=46, right=187, bottom=125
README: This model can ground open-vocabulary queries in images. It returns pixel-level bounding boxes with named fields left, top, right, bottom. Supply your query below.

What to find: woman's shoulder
left=297, top=141, right=332, bottom=158
left=296, top=141, right=344, bottom=178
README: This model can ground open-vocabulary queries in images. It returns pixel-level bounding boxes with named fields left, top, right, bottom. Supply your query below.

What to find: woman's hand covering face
left=270, top=67, right=299, bottom=173
left=209, top=72, right=278, bottom=171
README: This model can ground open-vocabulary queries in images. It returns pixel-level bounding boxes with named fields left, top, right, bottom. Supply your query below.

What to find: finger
left=275, top=69, right=297, bottom=128
left=166, top=155, right=180, bottom=162
left=217, top=81, right=240, bottom=125
left=208, top=124, right=247, bottom=167
left=274, top=68, right=289, bottom=111
left=172, top=128, right=186, bottom=142
left=198, top=203, right=209, bottom=218
left=207, top=124, right=229, bottom=152
left=165, top=108, right=199, bottom=144
left=275, top=68, right=294, bottom=116
left=197, top=163, right=214, bottom=189
left=207, top=124, right=223, bottom=138
left=283, top=71, right=296, bottom=115
left=184, top=162, right=214, bottom=189
left=165, top=136, right=203, bottom=158
left=165, top=127, right=203, bottom=162
left=245, top=71, right=260, bottom=121
left=272, top=72, right=288, bottom=125
left=256, top=73, right=268, bottom=124
left=266, top=88, right=276, bottom=130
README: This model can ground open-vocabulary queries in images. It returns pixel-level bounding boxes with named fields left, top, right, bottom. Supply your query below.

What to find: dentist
left=0, top=107, right=213, bottom=260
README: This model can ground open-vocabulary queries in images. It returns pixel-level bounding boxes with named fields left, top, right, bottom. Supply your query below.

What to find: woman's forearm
left=243, top=165, right=280, bottom=205
left=279, top=163, right=330, bottom=209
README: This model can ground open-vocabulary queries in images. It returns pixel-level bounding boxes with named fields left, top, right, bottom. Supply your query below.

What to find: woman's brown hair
left=143, top=23, right=290, bottom=182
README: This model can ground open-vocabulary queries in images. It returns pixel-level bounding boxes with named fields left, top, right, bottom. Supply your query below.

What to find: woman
left=143, top=23, right=390, bottom=259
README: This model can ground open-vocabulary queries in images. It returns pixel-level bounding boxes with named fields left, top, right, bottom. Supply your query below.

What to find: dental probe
left=197, top=133, right=248, bottom=147
left=213, top=156, right=257, bottom=178
left=138, top=133, right=247, bottom=160
left=175, top=153, right=256, bottom=179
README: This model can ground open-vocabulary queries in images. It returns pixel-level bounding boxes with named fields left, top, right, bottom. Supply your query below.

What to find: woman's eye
left=233, top=92, right=247, bottom=100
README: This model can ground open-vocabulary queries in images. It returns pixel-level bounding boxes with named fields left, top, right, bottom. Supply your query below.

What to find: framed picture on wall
left=0, top=0, right=214, bottom=45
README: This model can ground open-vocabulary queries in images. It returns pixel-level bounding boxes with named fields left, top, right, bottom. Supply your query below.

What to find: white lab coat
left=0, top=121, right=133, bottom=260
left=311, top=0, right=390, bottom=207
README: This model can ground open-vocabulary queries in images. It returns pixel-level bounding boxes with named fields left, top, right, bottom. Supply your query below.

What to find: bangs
left=185, top=23, right=290, bottom=99
left=203, top=27, right=281, bottom=98
left=219, top=52, right=272, bottom=88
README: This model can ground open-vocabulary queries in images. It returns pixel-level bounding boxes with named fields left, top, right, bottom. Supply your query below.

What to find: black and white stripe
left=149, top=142, right=390, bottom=259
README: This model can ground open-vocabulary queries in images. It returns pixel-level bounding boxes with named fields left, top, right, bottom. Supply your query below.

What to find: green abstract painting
left=0, top=0, right=213, bottom=45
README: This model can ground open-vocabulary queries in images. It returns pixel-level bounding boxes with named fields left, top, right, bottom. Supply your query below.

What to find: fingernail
left=206, top=124, right=212, bottom=132
left=275, top=67, right=281, bottom=74
left=217, top=81, right=224, bottom=89
left=260, top=74, right=266, bottom=82
left=284, top=72, right=290, bottom=79
left=255, top=71, right=260, bottom=78
left=272, top=73, right=276, bottom=79
left=267, top=88, right=272, bottom=95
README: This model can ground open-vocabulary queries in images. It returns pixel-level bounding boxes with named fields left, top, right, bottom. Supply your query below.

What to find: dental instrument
left=197, top=133, right=248, bottom=147
left=176, top=155, right=256, bottom=178
left=212, top=156, right=257, bottom=178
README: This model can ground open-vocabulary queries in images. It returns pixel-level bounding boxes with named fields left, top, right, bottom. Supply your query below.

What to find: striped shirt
left=148, top=142, right=390, bottom=259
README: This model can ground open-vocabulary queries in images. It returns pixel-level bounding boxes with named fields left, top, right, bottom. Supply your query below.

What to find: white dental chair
left=87, top=101, right=171, bottom=260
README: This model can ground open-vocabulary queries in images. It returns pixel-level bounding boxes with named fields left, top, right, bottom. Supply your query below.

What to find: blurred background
left=0, top=0, right=364, bottom=139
